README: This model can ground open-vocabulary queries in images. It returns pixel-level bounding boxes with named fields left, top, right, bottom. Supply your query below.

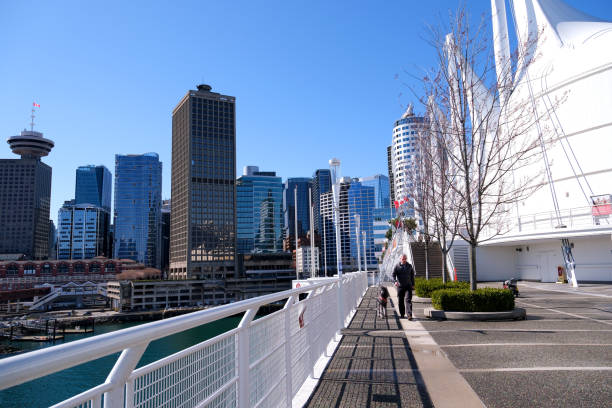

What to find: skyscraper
left=169, top=84, right=236, bottom=281
left=237, top=167, right=284, bottom=254
left=320, top=177, right=353, bottom=272
left=75, top=165, right=112, bottom=211
left=359, top=174, right=390, bottom=209
left=311, top=169, right=331, bottom=236
left=57, top=202, right=111, bottom=259
left=391, top=104, right=426, bottom=210
left=113, top=153, right=162, bottom=268
left=347, top=180, right=376, bottom=268
left=0, top=126, right=54, bottom=259
left=283, top=177, right=312, bottom=242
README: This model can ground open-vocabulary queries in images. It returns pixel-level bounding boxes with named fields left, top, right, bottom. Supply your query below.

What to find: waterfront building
left=359, top=174, right=391, bottom=209
left=57, top=202, right=111, bottom=260
left=320, top=177, right=353, bottom=272
left=169, top=84, right=236, bottom=283
left=391, top=104, right=426, bottom=210
left=283, top=177, right=312, bottom=242
left=0, top=257, right=121, bottom=292
left=75, top=165, right=112, bottom=211
left=295, top=246, right=319, bottom=277
left=113, top=153, right=162, bottom=268
left=347, top=180, right=377, bottom=268
left=237, top=166, right=283, bottom=254
left=0, top=126, right=54, bottom=260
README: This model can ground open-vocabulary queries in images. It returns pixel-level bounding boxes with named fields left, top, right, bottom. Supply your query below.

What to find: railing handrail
left=0, top=276, right=350, bottom=392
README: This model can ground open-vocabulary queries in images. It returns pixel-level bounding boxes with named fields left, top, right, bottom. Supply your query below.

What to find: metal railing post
left=283, top=295, right=295, bottom=407
left=103, top=343, right=148, bottom=408
left=237, top=308, right=257, bottom=408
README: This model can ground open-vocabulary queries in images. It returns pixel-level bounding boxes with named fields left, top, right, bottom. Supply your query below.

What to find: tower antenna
left=31, top=102, right=40, bottom=131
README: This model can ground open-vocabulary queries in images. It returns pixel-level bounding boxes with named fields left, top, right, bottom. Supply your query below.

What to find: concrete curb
left=412, top=295, right=432, bottom=303
left=424, top=307, right=527, bottom=321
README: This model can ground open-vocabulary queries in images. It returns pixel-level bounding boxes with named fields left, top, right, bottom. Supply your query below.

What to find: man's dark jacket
left=393, top=262, right=415, bottom=288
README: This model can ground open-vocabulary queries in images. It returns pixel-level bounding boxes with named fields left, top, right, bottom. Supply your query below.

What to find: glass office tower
left=283, top=177, right=312, bottom=241
left=75, top=165, right=112, bottom=211
left=113, top=153, right=162, bottom=268
left=359, top=174, right=391, bottom=209
left=169, top=84, right=236, bottom=281
left=348, top=180, right=376, bottom=268
left=311, top=169, right=331, bottom=236
left=237, top=167, right=283, bottom=253
left=57, top=202, right=111, bottom=259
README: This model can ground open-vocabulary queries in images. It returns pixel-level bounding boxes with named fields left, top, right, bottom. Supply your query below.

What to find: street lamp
left=329, top=158, right=344, bottom=332
left=355, top=214, right=361, bottom=272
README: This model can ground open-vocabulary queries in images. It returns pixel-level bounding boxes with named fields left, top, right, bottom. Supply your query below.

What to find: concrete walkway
left=304, top=286, right=483, bottom=407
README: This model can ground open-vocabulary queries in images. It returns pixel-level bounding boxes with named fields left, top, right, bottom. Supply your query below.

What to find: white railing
left=517, top=205, right=611, bottom=232
left=0, top=272, right=368, bottom=408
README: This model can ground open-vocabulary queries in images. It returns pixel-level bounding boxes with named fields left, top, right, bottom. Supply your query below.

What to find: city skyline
left=1, top=1, right=610, bottom=224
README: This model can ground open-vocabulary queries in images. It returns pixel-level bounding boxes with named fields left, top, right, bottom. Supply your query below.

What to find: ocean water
left=0, top=317, right=241, bottom=408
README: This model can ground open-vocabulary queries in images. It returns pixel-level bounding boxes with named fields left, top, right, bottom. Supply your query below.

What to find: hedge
left=431, top=288, right=515, bottom=312
left=414, top=278, right=469, bottom=298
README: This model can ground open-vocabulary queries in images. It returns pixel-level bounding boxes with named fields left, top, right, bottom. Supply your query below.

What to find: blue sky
left=1, top=0, right=610, bottom=223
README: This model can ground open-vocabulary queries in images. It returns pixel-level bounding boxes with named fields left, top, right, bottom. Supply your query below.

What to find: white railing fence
left=0, top=272, right=368, bottom=408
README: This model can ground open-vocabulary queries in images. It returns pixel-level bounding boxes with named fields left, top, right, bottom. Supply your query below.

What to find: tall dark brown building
left=0, top=129, right=54, bottom=259
left=169, top=85, right=236, bottom=282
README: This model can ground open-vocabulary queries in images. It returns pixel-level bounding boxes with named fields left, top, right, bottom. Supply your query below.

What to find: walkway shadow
left=304, top=287, right=434, bottom=407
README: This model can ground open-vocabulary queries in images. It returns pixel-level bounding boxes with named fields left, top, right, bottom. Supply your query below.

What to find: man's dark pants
left=397, top=286, right=413, bottom=318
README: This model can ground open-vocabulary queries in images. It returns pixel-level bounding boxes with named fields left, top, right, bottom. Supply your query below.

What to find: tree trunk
left=470, top=243, right=477, bottom=291
left=441, top=249, right=447, bottom=284
left=424, top=241, right=430, bottom=280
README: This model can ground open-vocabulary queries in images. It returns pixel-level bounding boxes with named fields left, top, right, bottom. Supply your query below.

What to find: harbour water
left=0, top=317, right=241, bottom=408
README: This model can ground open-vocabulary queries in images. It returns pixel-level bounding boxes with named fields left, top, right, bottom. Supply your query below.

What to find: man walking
left=393, top=254, right=415, bottom=320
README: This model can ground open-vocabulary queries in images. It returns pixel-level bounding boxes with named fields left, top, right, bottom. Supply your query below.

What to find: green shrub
left=414, top=278, right=469, bottom=298
left=431, top=288, right=515, bottom=312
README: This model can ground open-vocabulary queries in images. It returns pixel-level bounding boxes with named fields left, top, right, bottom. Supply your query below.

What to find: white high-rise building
left=391, top=104, right=426, bottom=211
left=295, top=246, right=319, bottom=277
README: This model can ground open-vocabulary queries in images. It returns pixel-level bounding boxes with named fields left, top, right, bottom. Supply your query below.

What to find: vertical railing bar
left=237, top=307, right=257, bottom=408
left=283, top=295, right=295, bottom=407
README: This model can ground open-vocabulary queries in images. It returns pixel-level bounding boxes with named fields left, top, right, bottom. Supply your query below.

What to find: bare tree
left=417, top=98, right=463, bottom=284
left=415, top=7, right=554, bottom=290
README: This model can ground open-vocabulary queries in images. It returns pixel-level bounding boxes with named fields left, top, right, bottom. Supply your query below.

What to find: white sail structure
left=476, top=0, right=612, bottom=284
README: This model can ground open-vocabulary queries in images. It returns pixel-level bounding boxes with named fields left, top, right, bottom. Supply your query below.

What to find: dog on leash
left=377, top=286, right=391, bottom=318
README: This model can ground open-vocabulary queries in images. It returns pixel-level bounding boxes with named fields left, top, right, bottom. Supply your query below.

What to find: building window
left=7, top=264, right=19, bottom=276
left=105, top=262, right=116, bottom=273
left=58, top=263, right=69, bottom=274
left=90, top=263, right=101, bottom=273
left=24, top=264, right=36, bottom=275
left=74, top=263, right=85, bottom=273
left=41, top=263, right=52, bottom=275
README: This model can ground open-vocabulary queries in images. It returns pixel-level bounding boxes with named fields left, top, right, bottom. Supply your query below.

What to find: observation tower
left=7, top=129, right=54, bottom=159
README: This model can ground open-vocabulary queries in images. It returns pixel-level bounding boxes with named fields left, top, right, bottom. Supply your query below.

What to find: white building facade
left=474, top=0, right=612, bottom=283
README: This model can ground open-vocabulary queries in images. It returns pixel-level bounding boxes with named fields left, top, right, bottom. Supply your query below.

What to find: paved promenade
left=420, top=282, right=612, bottom=408
left=305, top=283, right=612, bottom=407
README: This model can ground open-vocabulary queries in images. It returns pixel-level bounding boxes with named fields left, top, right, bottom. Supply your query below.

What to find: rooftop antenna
left=31, top=102, right=40, bottom=131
